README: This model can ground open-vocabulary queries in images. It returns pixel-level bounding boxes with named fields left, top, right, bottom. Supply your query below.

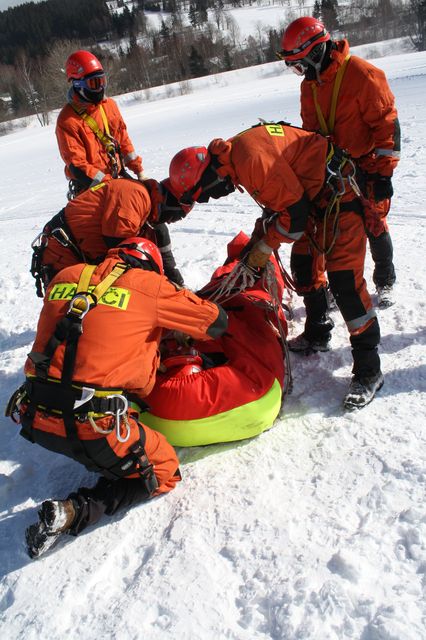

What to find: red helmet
left=169, top=146, right=211, bottom=204
left=65, top=50, right=104, bottom=81
left=279, top=17, right=330, bottom=61
left=117, top=237, right=164, bottom=275
left=162, top=352, right=203, bottom=377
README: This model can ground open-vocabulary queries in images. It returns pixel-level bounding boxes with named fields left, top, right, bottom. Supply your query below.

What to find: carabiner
left=31, top=231, right=48, bottom=250
left=106, top=394, right=130, bottom=443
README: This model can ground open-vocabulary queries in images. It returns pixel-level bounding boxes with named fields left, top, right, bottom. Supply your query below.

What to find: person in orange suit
left=167, top=122, right=383, bottom=409
left=277, top=17, right=400, bottom=308
left=8, top=238, right=227, bottom=558
left=56, top=49, right=144, bottom=195
left=31, top=177, right=189, bottom=296
left=55, top=49, right=184, bottom=285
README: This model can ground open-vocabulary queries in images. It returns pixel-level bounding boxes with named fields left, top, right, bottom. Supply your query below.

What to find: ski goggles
left=73, top=72, right=107, bottom=92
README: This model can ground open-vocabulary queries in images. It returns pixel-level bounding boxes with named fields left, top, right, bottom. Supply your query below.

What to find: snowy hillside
left=0, top=45, right=425, bottom=639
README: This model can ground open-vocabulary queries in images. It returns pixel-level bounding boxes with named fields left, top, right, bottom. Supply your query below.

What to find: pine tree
left=188, top=45, right=208, bottom=77
left=313, top=1, right=321, bottom=19
left=321, top=0, right=339, bottom=31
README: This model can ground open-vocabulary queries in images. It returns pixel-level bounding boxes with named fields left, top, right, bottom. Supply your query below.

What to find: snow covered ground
left=0, top=44, right=425, bottom=640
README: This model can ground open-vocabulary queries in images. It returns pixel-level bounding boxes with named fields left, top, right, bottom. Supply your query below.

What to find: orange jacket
left=42, top=179, right=152, bottom=273
left=209, top=123, right=329, bottom=249
left=56, top=93, right=143, bottom=186
left=300, top=40, right=400, bottom=177
left=25, top=252, right=226, bottom=398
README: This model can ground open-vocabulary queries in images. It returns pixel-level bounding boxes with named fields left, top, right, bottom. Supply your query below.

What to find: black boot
left=25, top=499, right=76, bottom=559
left=289, top=287, right=334, bottom=354
left=368, top=230, right=396, bottom=287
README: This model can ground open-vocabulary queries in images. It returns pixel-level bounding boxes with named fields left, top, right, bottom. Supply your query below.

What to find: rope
left=204, top=260, right=293, bottom=400
left=204, top=261, right=258, bottom=304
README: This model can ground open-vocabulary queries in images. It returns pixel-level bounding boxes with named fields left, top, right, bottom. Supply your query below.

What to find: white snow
left=0, top=42, right=425, bottom=640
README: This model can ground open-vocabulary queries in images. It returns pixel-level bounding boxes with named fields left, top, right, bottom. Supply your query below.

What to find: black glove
left=370, top=174, right=394, bottom=202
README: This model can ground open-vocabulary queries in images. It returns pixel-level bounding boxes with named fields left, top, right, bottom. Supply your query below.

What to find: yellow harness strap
left=311, top=54, right=351, bottom=136
left=70, top=262, right=127, bottom=315
left=70, top=103, right=116, bottom=155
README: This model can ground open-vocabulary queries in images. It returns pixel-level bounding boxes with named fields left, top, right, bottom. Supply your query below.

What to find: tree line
left=0, top=0, right=425, bottom=127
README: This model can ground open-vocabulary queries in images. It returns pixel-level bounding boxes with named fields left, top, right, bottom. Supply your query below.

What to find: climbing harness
left=6, top=261, right=159, bottom=488
left=308, top=142, right=362, bottom=262
left=70, top=103, right=122, bottom=179
left=30, top=209, right=87, bottom=298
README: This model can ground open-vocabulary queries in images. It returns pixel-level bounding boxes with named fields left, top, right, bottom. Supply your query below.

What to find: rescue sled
left=141, top=232, right=290, bottom=446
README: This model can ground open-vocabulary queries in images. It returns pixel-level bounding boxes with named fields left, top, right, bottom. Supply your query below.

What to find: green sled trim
left=134, top=378, right=282, bottom=447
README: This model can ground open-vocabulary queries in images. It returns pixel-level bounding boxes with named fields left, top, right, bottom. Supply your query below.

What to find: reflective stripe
left=275, top=220, right=304, bottom=241
left=346, top=307, right=376, bottom=332
left=89, top=170, right=106, bottom=187
left=375, top=148, right=400, bottom=158
left=141, top=378, right=282, bottom=447
left=124, top=151, right=137, bottom=162
left=159, top=243, right=172, bottom=253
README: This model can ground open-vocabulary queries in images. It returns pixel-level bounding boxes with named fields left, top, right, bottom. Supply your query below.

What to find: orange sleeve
left=155, top=280, right=227, bottom=340
left=107, top=99, right=143, bottom=175
left=357, top=64, right=400, bottom=176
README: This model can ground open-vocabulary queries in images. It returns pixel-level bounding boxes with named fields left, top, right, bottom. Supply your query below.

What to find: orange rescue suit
left=209, top=123, right=329, bottom=249
left=56, top=95, right=143, bottom=186
left=300, top=39, right=400, bottom=178
left=26, top=253, right=223, bottom=397
left=42, top=179, right=152, bottom=273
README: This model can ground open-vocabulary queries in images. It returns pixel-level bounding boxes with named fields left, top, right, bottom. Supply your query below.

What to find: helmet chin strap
left=303, top=42, right=327, bottom=82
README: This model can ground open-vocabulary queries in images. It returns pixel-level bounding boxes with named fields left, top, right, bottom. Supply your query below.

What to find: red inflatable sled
left=140, top=232, right=291, bottom=446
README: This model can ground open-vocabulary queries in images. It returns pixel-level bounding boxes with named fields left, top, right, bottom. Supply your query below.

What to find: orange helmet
left=169, top=146, right=211, bottom=204
left=279, top=17, right=330, bottom=61
left=65, top=50, right=104, bottom=80
left=117, top=237, right=164, bottom=275
left=278, top=17, right=330, bottom=79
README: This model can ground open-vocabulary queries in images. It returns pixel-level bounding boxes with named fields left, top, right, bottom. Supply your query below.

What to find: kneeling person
left=7, top=238, right=227, bottom=558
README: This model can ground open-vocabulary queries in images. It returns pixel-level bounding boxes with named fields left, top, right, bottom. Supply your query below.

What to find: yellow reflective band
left=49, top=283, right=131, bottom=310
left=139, top=378, right=282, bottom=447
left=90, top=182, right=106, bottom=192
left=265, top=123, right=285, bottom=137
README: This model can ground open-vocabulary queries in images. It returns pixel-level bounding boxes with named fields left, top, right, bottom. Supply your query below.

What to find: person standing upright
left=55, top=49, right=184, bottom=285
left=278, top=17, right=400, bottom=308
left=56, top=50, right=144, bottom=196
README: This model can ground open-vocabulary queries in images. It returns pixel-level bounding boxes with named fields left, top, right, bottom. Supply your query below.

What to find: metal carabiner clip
left=31, top=231, right=48, bottom=250
left=106, top=394, right=130, bottom=443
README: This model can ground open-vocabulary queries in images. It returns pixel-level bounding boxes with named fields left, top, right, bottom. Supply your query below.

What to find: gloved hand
left=369, top=174, right=394, bottom=202
left=137, top=171, right=149, bottom=181
left=246, top=240, right=273, bottom=269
